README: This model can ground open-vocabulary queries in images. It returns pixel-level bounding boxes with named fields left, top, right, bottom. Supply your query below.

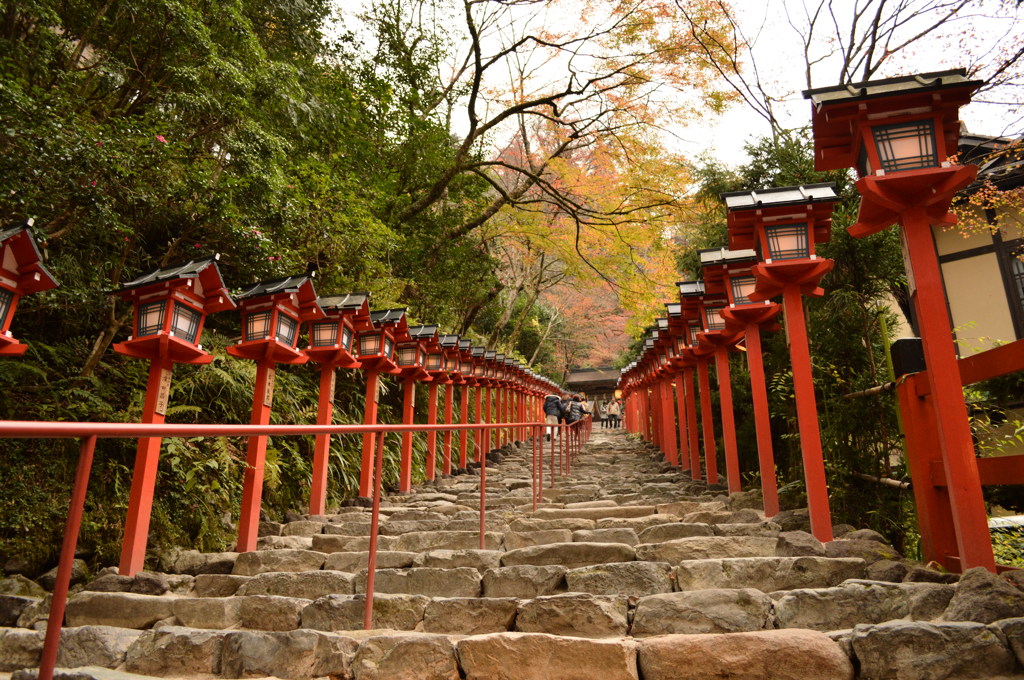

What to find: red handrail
left=0, top=416, right=590, bottom=680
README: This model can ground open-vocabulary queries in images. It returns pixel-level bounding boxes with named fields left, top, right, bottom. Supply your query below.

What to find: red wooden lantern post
left=679, top=281, right=722, bottom=484
left=304, top=293, right=370, bottom=515
left=0, top=223, right=58, bottom=356
left=354, top=309, right=406, bottom=499
left=456, top=341, right=475, bottom=469
left=665, top=304, right=692, bottom=472
left=708, top=249, right=784, bottom=516
left=395, top=325, right=437, bottom=491
left=652, top=323, right=680, bottom=466
left=804, top=69, right=994, bottom=569
left=470, top=347, right=487, bottom=461
left=229, top=274, right=324, bottom=552
left=439, top=336, right=464, bottom=475
left=422, top=331, right=454, bottom=481
left=113, top=258, right=234, bottom=575
left=723, top=182, right=839, bottom=542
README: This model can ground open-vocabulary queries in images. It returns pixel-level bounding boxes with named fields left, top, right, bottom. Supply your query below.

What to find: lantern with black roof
left=395, top=324, right=438, bottom=493
left=0, top=222, right=59, bottom=356
left=470, top=347, right=488, bottom=461
left=228, top=273, right=324, bottom=553
left=306, top=292, right=372, bottom=516
left=112, top=256, right=234, bottom=576
left=803, top=69, right=993, bottom=570
left=455, top=340, right=475, bottom=469
left=722, top=184, right=840, bottom=543
left=354, top=308, right=408, bottom=499
left=703, top=247, right=782, bottom=516
left=435, top=335, right=462, bottom=474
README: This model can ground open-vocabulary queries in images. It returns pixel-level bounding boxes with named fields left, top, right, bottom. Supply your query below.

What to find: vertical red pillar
left=659, top=379, right=678, bottom=465
left=714, top=346, right=741, bottom=493
left=902, top=209, right=994, bottom=569
left=309, top=366, right=336, bottom=515
left=236, top=359, right=277, bottom=553
left=744, top=325, right=779, bottom=516
left=484, top=387, right=493, bottom=453
left=442, top=384, right=454, bottom=474
left=697, top=360, right=718, bottom=484
left=425, top=382, right=439, bottom=480
left=474, top=387, right=484, bottom=461
left=685, top=367, right=701, bottom=479
left=358, top=370, right=381, bottom=498
left=781, top=286, right=833, bottom=543
left=119, top=358, right=172, bottom=575
left=459, top=386, right=470, bottom=468
left=398, top=378, right=417, bottom=492
left=675, top=374, right=690, bottom=472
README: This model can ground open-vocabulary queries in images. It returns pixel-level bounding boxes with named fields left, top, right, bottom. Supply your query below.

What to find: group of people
left=594, top=398, right=622, bottom=428
left=542, top=392, right=622, bottom=439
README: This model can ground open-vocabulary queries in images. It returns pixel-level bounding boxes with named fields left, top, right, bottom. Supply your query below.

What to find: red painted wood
left=119, top=358, right=172, bottom=575
left=715, top=346, right=741, bottom=493
left=358, top=371, right=381, bottom=498
left=697, top=360, right=718, bottom=483
left=459, top=386, right=470, bottom=468
left=399, top=378, right=417, bottom=492
left=781, top=286, right=834, bottom=543
left=660, top=378, right=678, bottom=465
left=309, top=366, right=336, bottom=515
left=474, top=387, right=484, bottom=462
left=744, top=325, right=780, bottom=516
left=958, top=338, right=1024, bottom=386
left=442, top=385, right=454, bottom=475
left=425, top=383, right=439, bottom=481
left=903, top=206, right=994, bottom=571
left=237, top=359, right=278, bottom=553
left=685, top=367, right=701, bottom=479
left=675, top=374, right=690, bottom=472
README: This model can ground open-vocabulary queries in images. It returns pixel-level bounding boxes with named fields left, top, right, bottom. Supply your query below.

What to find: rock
left=772, top=508, right=811, bottom=532
left=324, top=551, right=417, bottom=572
left=394, top=531, right=502, bottom=552
left=635, top=536, right=778, bottom=563
left=515, top=593, right=628, bottom=638
left=849, top=620, right=1017, bottom=680
left=122, top=626, right=225, bottom=676
left=943, top=566, right=1024, bottom=623
left=572, top=528, right=639, bottom=546
left=221, top=629, right=358, bottom=679
left=422, top=597, right=518, bottom=634
left=482, top=565, right=567, bottom=598
left=192, top=574, right=250, bottom=597
left=65, top=592, right=175, bottom=629
left=637, top=523, right=714, bottom=543
left=631, top=589, right=774, bottom=637
left=302, top=594, right=428, bottom=632
left=237, top=570, right=356, bottom=599
left=843, top=528, right=888, bottom=543
left=638, top=629, right=854, bottom=680
left=282, top=520, right=325, bottom=537
left=172, top=597, right=241, bottom=629
left=413, top=549, right=502, bottom=571
left=655, top=501, right=703, bottom=516
left=258, top=521, right=284, bottom=537
left=501, top=542, right=635, bottom=569
left=356, top=566, right=482, bottom=598
left=36, top=559, right=89, bottom=591
left=504, top=530, right=574, bottom=550
left=132, top=572, right=192, bottom=596
left=257, top=535, right=315, bottom=550
left=773, top=582, right=954, bottom=631
left=903, top=565, right=959, bottom=584
left=865, top=560, right=909, bottom=583
left=57, top=625, right=142, bottom=669
left=509, top=518, right=596, bottom=532
left=351, top=634, right=460, bottom=680
left=170, top=550, right=238, bottom=575
left=0, top=628, right=42, bottom=672
left=531, top=506, right=657, bottom=520
left=824, top=539, right=900, bottom=564
left=16, top=593, right=50, bottom=629
left=992, top=617, right=1024, bottom=668
left=83, top=574, right=133, bottom=593
left=565, top=561, right=673, bottom=597
left=456, top=632, right=639, bottom=680
left=380, top=519, right=447, bottom=535
left=237, top=595, right=308, bottom=631
left=775, top=531, right=825, bottom=557
left=322, top=524, right=373, bottom=537
left=674, top=557, right=865, bottom=592
left=714, top=521, right=782, bottom=537
left=0, top=595, right=38, bottom=626
left=232, top=549, right=327, bottom=575
left=0, top=575, right=47, bottom=598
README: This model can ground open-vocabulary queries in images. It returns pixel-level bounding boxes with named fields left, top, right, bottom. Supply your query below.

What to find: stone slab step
left=531, top=506, right=658, bottom=520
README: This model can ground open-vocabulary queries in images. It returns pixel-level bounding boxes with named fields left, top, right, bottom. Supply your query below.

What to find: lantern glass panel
left=473, top=364, right=484, bottom=377
left=704, top=305, right=726, bottom=332
left=659, top=353, right=666, bottom=366
left=383, top=337, right=394, bottom=358
left=871, top=119, right=938, bottom=173
left=341, top=325, right=353, bottom=351
left=667, top=343, right=675, bottom=358
left=730, top=276, right=758, bottom=305
left=0, top=287, right=11, bottom=328
left=425, top=352, right=442, bottom=370
left=396, top=345, right=419, bottom=366
left=461, top=360, right=472, bottom=373
left=445, top=355, right=458, bottom=371
left=137, top=301, right=166, bottom=338
left=689, top=325, right=700, bottom=345
left=245, top=311, right=272, bottom=341
left=764, top=223, right=809, bottom=260
left=277, top=313, right=298, bottom=346
left=312, top=321, right=339, bottom=347
left=359, top=332, right=381, bottom=356
left=171, top=303, right=201, bottom=344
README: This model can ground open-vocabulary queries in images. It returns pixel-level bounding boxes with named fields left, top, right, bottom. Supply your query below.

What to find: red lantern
left=0, top=223, right=58, bottom=356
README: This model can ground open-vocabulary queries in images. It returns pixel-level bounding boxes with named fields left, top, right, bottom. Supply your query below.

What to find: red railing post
left=697, top=359, right=718, bottom=484
left=685, top=366, right=701, bottom=479
left=39, top=435, right=97, bottom=680
left=473, top=387, right=484, bottom=461
left=532, top=424, right=539, bottom=511
left=358, top=370, right=382, bottom=498
left=364, top=430, right=386, bottom=630
left=675, top=373, right=690, bottom=472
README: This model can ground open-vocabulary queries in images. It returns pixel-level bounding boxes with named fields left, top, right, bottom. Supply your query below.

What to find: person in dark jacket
left=543, top=394, right=564, bottom=441
left=565, top=394, right=589, bottom=423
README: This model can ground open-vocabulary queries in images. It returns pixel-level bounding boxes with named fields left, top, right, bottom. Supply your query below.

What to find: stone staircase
left=3, top=428, right=1024, bottom=679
